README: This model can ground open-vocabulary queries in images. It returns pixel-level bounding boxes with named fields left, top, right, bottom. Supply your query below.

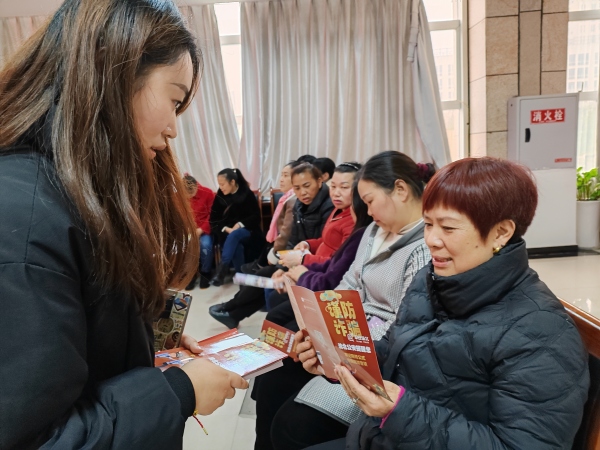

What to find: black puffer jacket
left=286, top=184, right=334, bottom=249
left=0, top=148, right=195, bottom=449
left=347, top=240, right=589, bottom=450
left=209, top=186, right=262, bottom=246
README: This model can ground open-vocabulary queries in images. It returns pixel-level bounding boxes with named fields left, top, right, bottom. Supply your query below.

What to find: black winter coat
left=0, top=148, right=195, bottom=449
left=347, top=240, right=589, bottom=450
left=209, top=186, right=262, bottom=246
left=286, top=184, right=334, bottom=249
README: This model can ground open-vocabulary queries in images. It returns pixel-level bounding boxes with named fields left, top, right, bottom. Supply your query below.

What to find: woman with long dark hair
left=0, top=1, right=247, bottom=448
left=209, top=167, right=264, bottom=286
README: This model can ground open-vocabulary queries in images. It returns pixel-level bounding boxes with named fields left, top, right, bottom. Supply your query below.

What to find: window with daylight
left=423, top=0, right=467, bottom=161
left=215, top=1, right=468, bottom=160
left=214, top=2, right=243, bottom=136
left=568, top=0, right=600, bottom=170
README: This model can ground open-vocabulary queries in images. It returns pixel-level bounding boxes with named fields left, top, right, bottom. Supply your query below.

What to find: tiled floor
left=181, top=283, right=265, bottom=450
left=180, top=252, right=600, bottom=449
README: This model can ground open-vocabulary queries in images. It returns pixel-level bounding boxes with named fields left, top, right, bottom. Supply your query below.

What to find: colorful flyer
left=286, top=283, right=391, bottom=401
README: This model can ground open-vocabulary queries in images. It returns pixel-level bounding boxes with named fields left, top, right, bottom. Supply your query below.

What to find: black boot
left=208, top=303, right=239, bottom=329
left=185, top=273, right=198, bottom=290
left=241, top=259, right=263, bottom=274
left=199, top=272, right=211, bottom=289
left=210, top=263, right=229, bottom=287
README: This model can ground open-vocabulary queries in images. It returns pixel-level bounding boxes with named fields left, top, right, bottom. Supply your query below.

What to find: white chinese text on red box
left=531, top=108, right=565, bottom=124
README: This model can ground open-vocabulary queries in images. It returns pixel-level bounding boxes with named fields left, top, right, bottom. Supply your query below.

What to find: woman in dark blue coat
left=298, top=157, right=589, bottom=450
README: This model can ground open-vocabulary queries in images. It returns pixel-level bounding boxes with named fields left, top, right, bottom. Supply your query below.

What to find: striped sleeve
left=399, top=243, right=430, bottom=303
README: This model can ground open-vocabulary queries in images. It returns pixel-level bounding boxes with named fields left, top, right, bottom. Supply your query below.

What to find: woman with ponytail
left=209, top=167, right=264, bottom=286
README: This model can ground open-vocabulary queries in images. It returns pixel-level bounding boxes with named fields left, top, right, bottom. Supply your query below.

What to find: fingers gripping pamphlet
left=155, top=329, right=288, bottom=380
left=284, top=278, right=392, bottom=402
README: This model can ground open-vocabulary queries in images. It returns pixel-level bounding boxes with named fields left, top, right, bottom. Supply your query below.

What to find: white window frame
left=568, top=7, right=600, bottom=168
left=427, top=0, right=469, bottom=160
left=215, top=3, right=243, bottom=135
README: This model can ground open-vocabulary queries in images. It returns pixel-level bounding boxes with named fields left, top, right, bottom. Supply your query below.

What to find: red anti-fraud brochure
left=259, top=320, right=298, bottom=358
left=287, top=284, right=391, bottom=402
left=316, top=290, right=391, bottom=401
left=288, top=285, right=342, bottom=377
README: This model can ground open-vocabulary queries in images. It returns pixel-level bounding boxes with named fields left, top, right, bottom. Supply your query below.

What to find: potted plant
left=576, top=167, right=600, bottom=249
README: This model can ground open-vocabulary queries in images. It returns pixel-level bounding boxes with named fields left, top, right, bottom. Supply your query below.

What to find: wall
left=468, top=0, right=569, bottom=158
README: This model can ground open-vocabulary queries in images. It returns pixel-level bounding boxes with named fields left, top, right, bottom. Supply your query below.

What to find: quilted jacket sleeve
left=0, top=154, right=192, bottom=450
left=351, top=309, right=589, bottom=450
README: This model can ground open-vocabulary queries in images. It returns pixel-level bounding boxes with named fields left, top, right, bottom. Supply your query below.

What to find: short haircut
left=183, top=175, right=198, bottom=194
left=313, top=157, right=336, bottom=179
left=291, top=163, right=322, bottom=181
left=422, top=157, right=538, bottom=239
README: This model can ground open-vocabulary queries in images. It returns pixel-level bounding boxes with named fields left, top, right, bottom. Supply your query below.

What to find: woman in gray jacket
left=299, top=158, right=589, bottom=450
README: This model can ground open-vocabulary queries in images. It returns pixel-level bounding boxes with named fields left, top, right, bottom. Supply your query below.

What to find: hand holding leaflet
left=284, top=279, right=392, bottom=401
left=155, top=328, right=287, bottom=380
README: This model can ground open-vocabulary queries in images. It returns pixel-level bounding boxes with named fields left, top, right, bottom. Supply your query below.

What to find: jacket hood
left=427, top=239, right=529, bottom=319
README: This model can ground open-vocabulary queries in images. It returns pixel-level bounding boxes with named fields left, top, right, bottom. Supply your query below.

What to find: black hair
left=313, top=157, right=336, bottom=179
left=330, top=181, right=373, bottom=259
left=334, top=161, right=362, bottom=174
left=217, top=168, right=250, bottom=190
left=351, top=180, right=372, bottom=230
left=291, top=163, right=322, bottom=181
left=297, top=154, right=316, bottom=164
left=357, top=150, right=435, bottom=199
left=183, top=174, right=197, bottom=185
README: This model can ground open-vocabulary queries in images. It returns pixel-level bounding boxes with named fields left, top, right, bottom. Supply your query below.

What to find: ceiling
left=0, top=0, right=246, bottom=18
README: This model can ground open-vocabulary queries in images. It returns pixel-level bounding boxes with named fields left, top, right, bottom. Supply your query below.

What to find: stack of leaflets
left=155, top=329, right=288, bottom=379
left=285, top=280, right=392, bottom=401
left=152, top=290, right=192, bottom=352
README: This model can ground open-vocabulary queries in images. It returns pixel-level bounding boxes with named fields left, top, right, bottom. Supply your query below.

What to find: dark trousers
left=265, top=297, right=298, bottom=330
left=223, top=265, right=279, bottom=321
left=304, top=438, right=347, bottom=450
left=253, top=357, right=348, bottom=450
left=220, top=228, right=251, bottom=271
left=271, top=395, right=349, bottom=450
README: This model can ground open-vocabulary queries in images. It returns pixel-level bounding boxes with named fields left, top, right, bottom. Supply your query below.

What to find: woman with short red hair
left=298, top=157, right=589, bottom=450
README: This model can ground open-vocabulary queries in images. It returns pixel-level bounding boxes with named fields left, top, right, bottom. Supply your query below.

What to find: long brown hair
left=0, top=0, right=202, bottom=318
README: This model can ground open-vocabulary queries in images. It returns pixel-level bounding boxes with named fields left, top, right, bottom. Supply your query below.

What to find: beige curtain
left=0, top=8, right=238, bottom=192
left=170, top=5, right=240, bottom=191
left=238, top=0, right=450, bottom=193
left=0, top=16, right=47, bottom=68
